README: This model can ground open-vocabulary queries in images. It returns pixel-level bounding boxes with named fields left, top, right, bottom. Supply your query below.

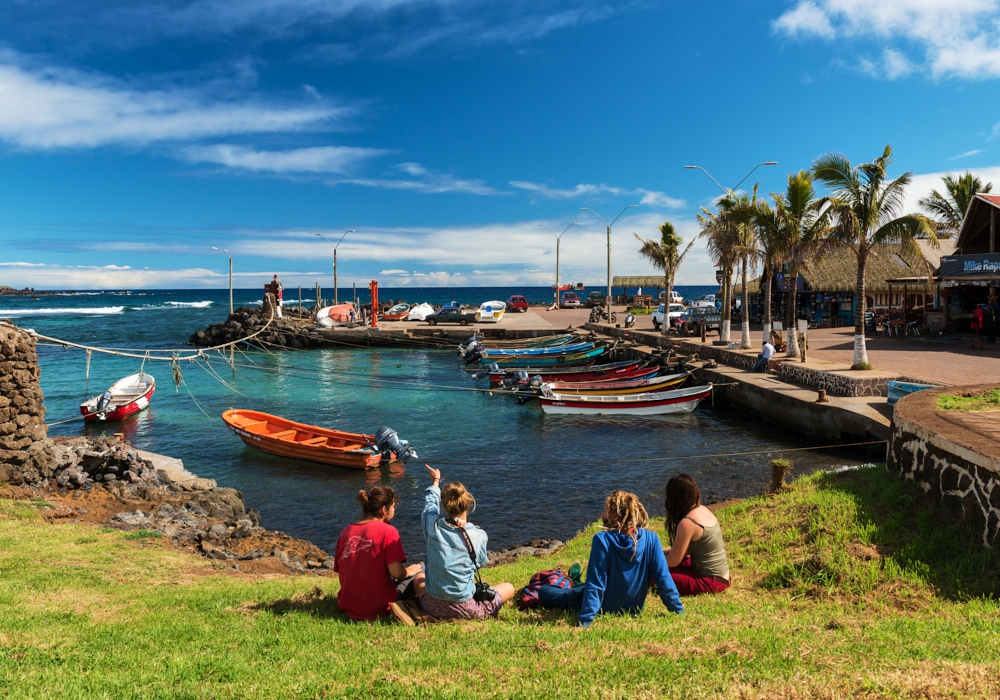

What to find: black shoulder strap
left=448, top=519, right=484, bottom=584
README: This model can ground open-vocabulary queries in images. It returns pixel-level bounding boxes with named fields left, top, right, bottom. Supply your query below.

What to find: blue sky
left=2, top=0, right=1000, bottom=289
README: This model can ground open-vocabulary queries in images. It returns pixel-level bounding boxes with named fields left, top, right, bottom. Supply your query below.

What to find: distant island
left=0, top=287, right=69, bottom=296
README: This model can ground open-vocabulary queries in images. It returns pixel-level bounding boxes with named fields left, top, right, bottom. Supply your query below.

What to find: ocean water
left=4, top=288, right=869, bottom=556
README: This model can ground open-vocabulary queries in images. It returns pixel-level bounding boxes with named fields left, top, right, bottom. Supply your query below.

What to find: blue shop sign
left=939, top=254, right=1000, bottom=277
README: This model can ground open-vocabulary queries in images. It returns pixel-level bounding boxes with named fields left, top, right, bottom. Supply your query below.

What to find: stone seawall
left=887, top=384, right=1000, bottom=546
left=0, top=322, right=55, bottom=485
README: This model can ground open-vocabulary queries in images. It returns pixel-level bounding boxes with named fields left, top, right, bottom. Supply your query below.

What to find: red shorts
left=669, top=556, right=730, bottom=596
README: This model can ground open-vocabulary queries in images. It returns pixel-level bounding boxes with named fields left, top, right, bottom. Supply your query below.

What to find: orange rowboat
left=222, top=409, right=416, bottom=470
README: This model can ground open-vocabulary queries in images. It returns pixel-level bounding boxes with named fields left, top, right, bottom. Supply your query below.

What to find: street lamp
left=685, top=161, right=777, bottom=345
left=211, top=247, right=233, bottom=315
left=580, top=205, right=638, bottom=323
left=538, top=222, right=579, bottom=309
left=316, top=230, right=355, bottom=305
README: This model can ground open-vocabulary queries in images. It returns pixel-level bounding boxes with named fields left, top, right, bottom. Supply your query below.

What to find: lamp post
left=211, top=247, right=233, bottom=315
left=580, top=205, right=638, bottom=323
left=316, top=230, right=355, bottom=305
left=684, top=161, right=776, bottom=344
left=538, top=222, right=580, bottom=309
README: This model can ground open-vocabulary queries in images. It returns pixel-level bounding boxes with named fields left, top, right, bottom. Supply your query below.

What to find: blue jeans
left=537, top=584, right=586, bottom=610
left=753, top=356, right=769, bottom=372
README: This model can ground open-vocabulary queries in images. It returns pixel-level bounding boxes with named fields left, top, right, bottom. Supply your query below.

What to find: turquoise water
left=5, top=288, right=863, bottom=555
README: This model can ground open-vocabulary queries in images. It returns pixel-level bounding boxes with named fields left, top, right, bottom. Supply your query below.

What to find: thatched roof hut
left=736, top=244, right=930, bottom=295
left=612, top=275, right=670, bottom=287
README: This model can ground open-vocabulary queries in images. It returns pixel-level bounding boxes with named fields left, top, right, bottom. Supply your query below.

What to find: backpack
left=517, top=569, right=573, bottom=610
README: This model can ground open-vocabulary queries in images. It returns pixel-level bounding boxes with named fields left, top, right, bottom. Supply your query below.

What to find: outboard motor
left=472, top=362, right=500, bottom=381
left=95, top=389, right=113, bottom=419
left=463, top=341, right=485, bottom=365
left=457, top=334, right=482, bottom=357
left=500, top=370, right=529, bottom=389
left=529, top=375, right=545, bottom=389
left=373, top=427, right=417, bottom=464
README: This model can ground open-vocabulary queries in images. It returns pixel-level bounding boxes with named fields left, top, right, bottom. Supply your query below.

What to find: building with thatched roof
left=936, top=193, right=1000, bottom=331
left=736, top=244, right=934, bottom=328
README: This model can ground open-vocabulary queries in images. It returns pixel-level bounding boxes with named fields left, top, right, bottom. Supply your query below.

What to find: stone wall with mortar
left=778, top=363, right=891, bottom=397
left=888, top=384, right=1000, bottom=546
left=0, top=322, right=55, bottom=484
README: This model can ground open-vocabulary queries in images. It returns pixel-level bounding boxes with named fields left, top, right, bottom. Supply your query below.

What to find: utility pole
left=538, top=222, right=579, bottom=309
left=317, top=230, right=355, bottom=306
left=212, top=247, right=233, bottom=315
left=581, top=206, right=638, bottom=323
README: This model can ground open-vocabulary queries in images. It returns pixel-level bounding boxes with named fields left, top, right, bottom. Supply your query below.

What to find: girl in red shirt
left=334, top=486, right=421, bottom=621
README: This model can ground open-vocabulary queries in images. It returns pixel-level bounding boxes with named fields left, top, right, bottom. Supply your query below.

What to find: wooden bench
left=269, top=430, right=297, bottom=440
left=300, top=437, right=328, bottom=446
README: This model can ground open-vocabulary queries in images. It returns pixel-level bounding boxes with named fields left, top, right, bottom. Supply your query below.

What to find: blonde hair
left=441, top=482, right=476, bottom=518
left=604, top=490, right=649, bottom=558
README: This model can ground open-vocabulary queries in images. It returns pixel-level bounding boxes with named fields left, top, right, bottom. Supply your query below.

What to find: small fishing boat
left=457, top=333, right=576, bottom=357
left=406, top=303, right=435, bottom=321
left=887, top=380, right=937, bottom=405
left=543, top=373, right=687, bottom=396
left=475, top=300, right=506, bottom=323
left=79, top=372, right=155, bottom=422
left=382, top=303, right=411, bottom=321
left=221, top=409, right=416, bottom=470
left=481, top=359, right=645, bottom=385
left=316, top=304, right=356, bottom=327
left=538, top=384, right=712, bottom=416
left=485, top=346, right=607, bottom=368
left=478, top=342, right=594, bottom=357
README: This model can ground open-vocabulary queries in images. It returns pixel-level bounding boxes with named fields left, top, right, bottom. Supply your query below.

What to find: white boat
left=316, top=304, right=357, bottom=327
left=475, top=300, right=506, bottom=323
left=406, top=303, right=435, bottom=321
left=79, top=372, right=156, bottom=422
left=538, top=384, right=712, bottom=416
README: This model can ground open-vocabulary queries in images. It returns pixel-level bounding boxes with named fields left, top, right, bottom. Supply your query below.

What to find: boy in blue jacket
left=537, top=490, right=683, bottom=627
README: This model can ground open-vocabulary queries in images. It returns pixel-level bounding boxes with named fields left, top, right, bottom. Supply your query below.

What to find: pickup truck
left=425, top=307, right=477, bottom=326
left=652, top=303, right=686, bottom=330
left=585, top=291, right=606, bottom=308
left=676, top=306, right=721, bottom=336
left=506, top=295, right=530, bottom=313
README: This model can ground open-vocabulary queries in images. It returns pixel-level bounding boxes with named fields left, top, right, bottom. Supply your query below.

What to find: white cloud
left=950, top=149, right=983, bottom=160
left=510, top=180, right=684, bottom=208
left=773, top=0, right=1000, bottom=79
left=379, top=269, right=409, bottom=275
left=184, top=144, right=389, bottom=173
left=337, top=163, right=502, bottom=195
left=0, top=59, right=342, bottom=148
left=899, top=165, right=1000, bottom=214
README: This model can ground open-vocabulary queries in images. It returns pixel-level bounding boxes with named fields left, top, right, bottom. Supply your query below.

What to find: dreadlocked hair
left=604, top=490, right=649, bottom=559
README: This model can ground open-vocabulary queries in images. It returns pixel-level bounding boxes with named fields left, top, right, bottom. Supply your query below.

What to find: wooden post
left=298, top=286, right=302, bottom=313
left=316, top=283, right=321, bottom=309
left=991, top=207, right=996, bottom=253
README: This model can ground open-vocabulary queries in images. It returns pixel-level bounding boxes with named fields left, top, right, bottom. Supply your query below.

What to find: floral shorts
left=419, top=590, right=503, bottom=620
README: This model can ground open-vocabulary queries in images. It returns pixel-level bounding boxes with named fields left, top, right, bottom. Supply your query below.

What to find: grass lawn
left=2, top=466, right=1000, bottom=699
left=937, top=389, right=1000, bottom=412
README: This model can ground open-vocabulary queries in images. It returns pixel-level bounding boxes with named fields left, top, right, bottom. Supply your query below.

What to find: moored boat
left=542, top=372, right=687, bottom=395
left=479, top=359, right=646, bottom=385
left=316, top=303, right=356, bottom=327
left=485, top=346, right=606, bottom=368
left=221, top=409, right=416, bottom=470
left=406, top=303, right=435, bottom=321
left=79, top=372, right=155, bottom=422
left=475, top=301, right=506, bottom=323
left=478, top=341, right=594, bottom=357
left=382, top=303, right=411, bottom=321
left=538, top=384, right=712, bottom=416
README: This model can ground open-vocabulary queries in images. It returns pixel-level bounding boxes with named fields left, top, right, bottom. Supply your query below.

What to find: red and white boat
left=538, top=384, right=712, bottom=416
left=486, top=360, right=648, bottom=386
left=80, top=372, right=156, bottom=422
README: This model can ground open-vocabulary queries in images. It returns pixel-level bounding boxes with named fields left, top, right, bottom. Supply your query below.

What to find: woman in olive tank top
left=663, top=474, right=730, bottom=596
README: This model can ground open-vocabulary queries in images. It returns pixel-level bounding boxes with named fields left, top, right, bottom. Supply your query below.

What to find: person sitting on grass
left=534, top=490, right=684, bottom=627
left=753, top=339, right=775, bottom=372
left=416, top=465, right=516, bottom=620
left=663, top=474, right=731, bottom=596
left=334, top=486, right=422, bottom=621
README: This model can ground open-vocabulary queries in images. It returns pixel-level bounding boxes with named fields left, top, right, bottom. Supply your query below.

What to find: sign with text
left=939, top=254, right=1000, bottom=278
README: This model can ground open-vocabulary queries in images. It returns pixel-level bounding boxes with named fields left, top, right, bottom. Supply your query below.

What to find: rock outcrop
left=188, top=305, right=325, bottom=350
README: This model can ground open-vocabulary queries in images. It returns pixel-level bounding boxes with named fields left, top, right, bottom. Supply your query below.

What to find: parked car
left=584, top=291, right=606, bottom=308
left=652, top=303, right=686, bottom=330
left=561, top=292, right=581, bottom=308
left=692, top=294, right=718, bottom=309
left=676, top=306, right=721, bottom=336
left=506, top=294, right=530, bottom=313
left=425, top=307, right=477, bottom=326
left=659, top=290, right=685, bottom=304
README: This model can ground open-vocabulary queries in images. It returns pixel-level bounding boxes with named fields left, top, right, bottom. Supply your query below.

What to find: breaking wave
left=0, top=306, right=125, bottom=316
left=165, top=301, right=212, bottom=308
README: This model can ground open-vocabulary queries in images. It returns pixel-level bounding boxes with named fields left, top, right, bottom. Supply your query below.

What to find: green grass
left=2, top=467, right=1000, bottom=699
left=937, top=388, right=1000, bottom=412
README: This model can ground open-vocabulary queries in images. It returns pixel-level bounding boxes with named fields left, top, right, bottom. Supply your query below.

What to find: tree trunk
left=786, top=271, right=800, bottom=358
left=853, top=247, right=870, bottom=368
left=663, top=271, right=671, bottom=336
left=762, top=264, right=772, bottom=346
left=740, top=256, right=751, bottom=349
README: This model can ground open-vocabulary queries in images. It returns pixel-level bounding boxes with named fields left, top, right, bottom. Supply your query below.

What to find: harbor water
left=6, top=288, right=867, bottom=556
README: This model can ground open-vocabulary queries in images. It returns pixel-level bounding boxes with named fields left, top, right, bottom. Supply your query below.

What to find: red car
left=561, top=292, right=581, bottom=308
left=506, top=294, right=530, bottom=313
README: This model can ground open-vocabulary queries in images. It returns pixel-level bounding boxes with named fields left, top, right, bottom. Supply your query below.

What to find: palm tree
left=698, top=207, right=739, bottom=342
left=635, top=221, right=695, bottom=336
left=813, top=145, right=936, bottom=368
left=718, top=186, right=764, bottom=349
left=750, top=199, right=784, bottom=346
left=918, top=172, right=993, bottom=237
left=768, top=171, right=831, bottom=358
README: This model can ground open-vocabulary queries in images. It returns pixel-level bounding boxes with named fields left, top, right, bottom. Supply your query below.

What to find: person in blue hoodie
left=536, top=490, right=684, bottom=627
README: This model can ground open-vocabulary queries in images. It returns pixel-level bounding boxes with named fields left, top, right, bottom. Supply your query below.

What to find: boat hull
left=486, top=347, right=606, bottom=368
left=547, top=373, right=687, bottom=395
left=222, top=409, right=386, bottom=469
left=487, top=360, right=646, bottom=385
left=539, top=385, right=712, bottom=416
left=481, top=342, right=593, bottom=357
